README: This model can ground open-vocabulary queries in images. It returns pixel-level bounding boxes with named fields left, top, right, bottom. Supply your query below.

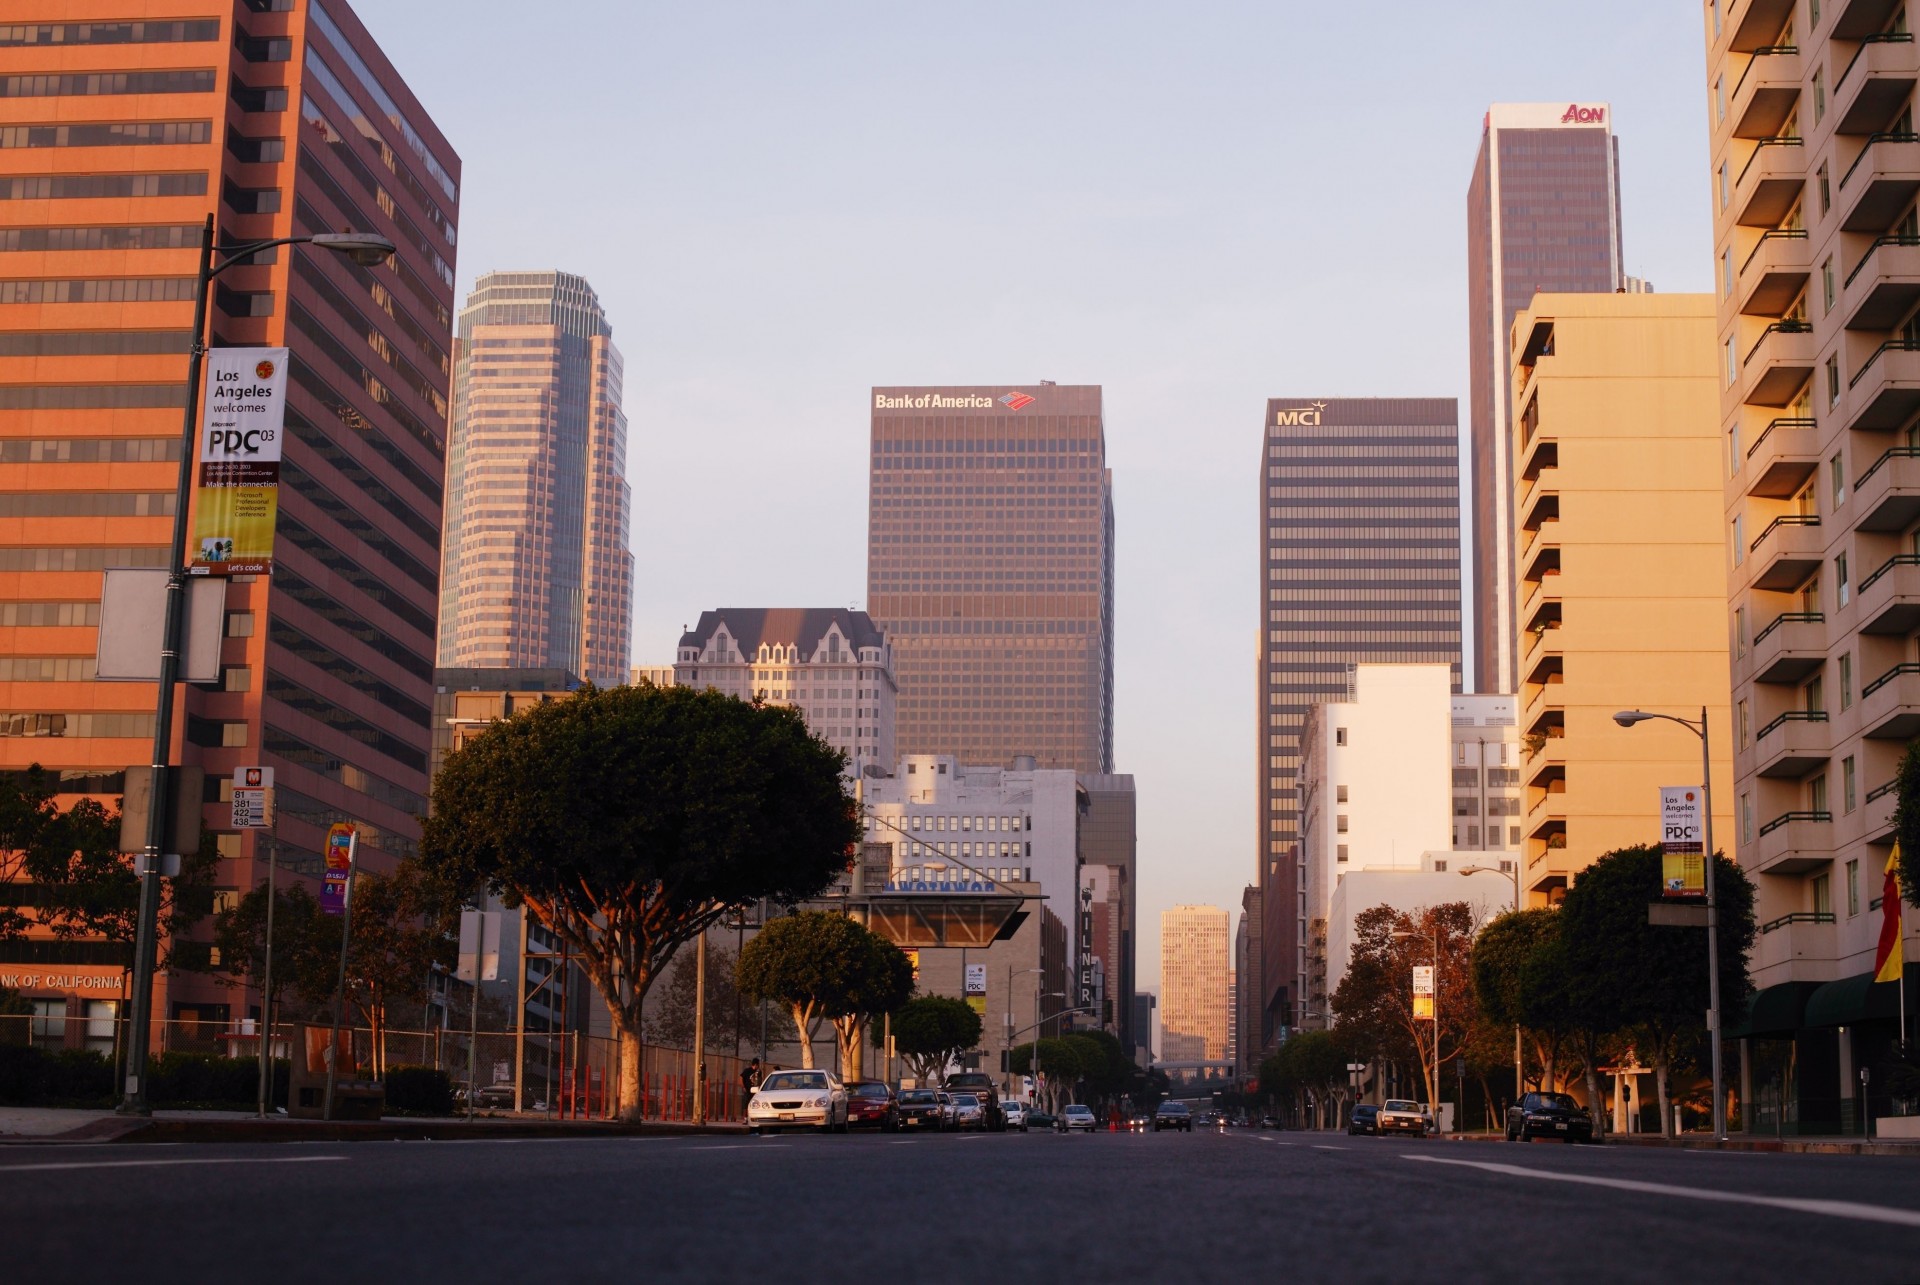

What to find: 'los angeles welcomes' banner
left=192, top=347, right=287, bottom=575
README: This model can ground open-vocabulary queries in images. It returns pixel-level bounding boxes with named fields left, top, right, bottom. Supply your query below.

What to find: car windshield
left=899, top=1090, right=937, bottom=1104
left=953, top=1094, right=979, bottom=1106
left=1353, top=1105, right=1377, bottom=1115
left=1384, top=1100, right=1422, bottom=1112
left=851, top=1083, right=890, bottom=1100
left=1531, top=1093, right=1580, bottom=1110
left=1066, top=1106, right=1093, bottom=1116
left=1158, top=1103, right=1187, bottom=1113
left=760, top=1072, right=827, bottom=1092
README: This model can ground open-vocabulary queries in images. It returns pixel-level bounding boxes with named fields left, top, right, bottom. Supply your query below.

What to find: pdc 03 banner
left=191, top=347, right=288, bottom=576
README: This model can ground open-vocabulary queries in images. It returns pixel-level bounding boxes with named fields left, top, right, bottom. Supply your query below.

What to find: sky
left=359, top=0, right=1713, bottom=994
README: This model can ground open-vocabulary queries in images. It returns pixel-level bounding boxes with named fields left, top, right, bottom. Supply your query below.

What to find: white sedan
left=748, top=1070, right=849, bottom=1134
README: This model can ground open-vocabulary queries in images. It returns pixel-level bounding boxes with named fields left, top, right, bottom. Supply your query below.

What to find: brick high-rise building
left=866, top=384, right=1114, bottom=774
left=1468, top=103, right=1624, bottom=694
left=437, top=271, right=631, bottom=686
left=0, top=1, right=458, bottom=1038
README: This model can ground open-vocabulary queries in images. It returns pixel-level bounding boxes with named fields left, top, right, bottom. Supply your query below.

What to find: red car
left=846, top=1080, right=898, bottom=1130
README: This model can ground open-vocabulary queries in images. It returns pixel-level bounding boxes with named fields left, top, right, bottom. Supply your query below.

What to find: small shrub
left=0, top=1044, right=49, bottom=1104
left=384, top=1065, right=453, bottom=1116
left=148, top=1052, right=261, bottom=1107
left=46, top=1049, right=114, bottom=1104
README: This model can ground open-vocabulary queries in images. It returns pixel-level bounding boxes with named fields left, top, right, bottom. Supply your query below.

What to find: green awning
left=1804, top=970, right=1917, bottom=1028
left=1727, top=980, right=1823, bottom=1039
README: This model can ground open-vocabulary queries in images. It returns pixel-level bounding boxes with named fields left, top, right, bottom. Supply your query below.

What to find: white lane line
left=0, top=1155, right=347, bottom=1174
left=1312, top=1145, right=1347, bottom=1152
left=1403, top=1155, right=1920, bottom=1229
left=691, top=1144, right=787, bottom=1151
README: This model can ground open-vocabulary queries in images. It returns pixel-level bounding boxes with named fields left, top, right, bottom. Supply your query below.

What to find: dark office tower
left=1255, top=398, right=1461, bottom=1048
left=1467, top=103, right=1622, bottom=693
left=867, top=385, right=1113, bottom=773
left=0, top=1, right=458, bottom=1027
left=437, top=271, right=632, bottom=686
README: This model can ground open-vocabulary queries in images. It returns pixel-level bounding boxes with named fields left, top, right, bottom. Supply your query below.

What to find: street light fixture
left=119, top=217, right=399, bottom=1116
left=1459, top=862, right=1525, bottom=1107
left=1614, top=706, right=1727, bottom=1143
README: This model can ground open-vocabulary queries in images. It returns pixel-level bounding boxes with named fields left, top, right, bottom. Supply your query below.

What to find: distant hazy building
left=1133, top=991, right=1157, bottom=1062
left=629, top=666, right=675, bottom=688
left=1236, top=887, right=1262, bottom=1077
left=675, top=608, right=896, bottom=769
left=438, top=271, right=632, bottom=686
left=1079, top=774, right=1136, bottom=1047
left=1160, top=905, right=1230, bottom=1067
left=866, top=384, right=1114, bottom=773
left=1452, top=693, right=1522, bottom=855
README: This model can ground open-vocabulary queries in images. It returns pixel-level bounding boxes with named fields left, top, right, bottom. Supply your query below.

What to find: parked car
left=747, top=1069, right=849, bottom=1134
left=1506, top=1091, right=1594, bottom=1144
left=1348, top=1104, right=1380, bottom=1136
left=1257, top=1115, right=1281, bottom=1130
left=1062, top=1104, right=1098, bottom=1132
left=936, top=1091, right=957, bottom=1130
left=1376, top=1100, right=1432, bottom=1138
left=846, top=1080, right=897, bottom=1131
left=943, top=1071, right=1004, bottom=1130
left=895, top=1088, right=946, bottom=1131
left=1023, top=1107, right=1060, bottom=1132
left=951, top=1092, right=988, bottom=1131
left=1153, top=1101, right=1193, bottom=1132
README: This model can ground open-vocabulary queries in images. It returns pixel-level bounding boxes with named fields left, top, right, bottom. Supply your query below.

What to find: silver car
left=1062, top=1104, right=1098, bottom=1132
left=747, top=1070, right=849, bottom=1134
left=951, top=1092, right=986, bottom=1131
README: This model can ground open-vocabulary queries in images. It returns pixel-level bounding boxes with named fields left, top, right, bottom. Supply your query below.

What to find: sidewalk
left=0, top=1105, right=749, bottom=1145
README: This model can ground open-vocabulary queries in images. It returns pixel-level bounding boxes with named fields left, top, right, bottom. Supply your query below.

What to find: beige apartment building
left=1511, top=293, right=1734, bottom=901
left=1705, top=0, right=1919, bottom=1134
left=1158, top=905, right=1229, bottom=1071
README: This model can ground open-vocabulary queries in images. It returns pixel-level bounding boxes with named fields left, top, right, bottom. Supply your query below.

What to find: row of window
left=0, top=279, right=197, bottom=305
left=0, top=712, right=153, bottom=738
left=0, top=438, right=178, bottom=463
left=0, top=545, right=165, bottom=571
left=0, top=121, right=211, bottom=150
left=0, top=492, right=173, bottom=516
left=0, top=226, right=198, bottom=254
left=0, top=602, right=99, bottom=627
left=0, top=70, right=216, bottom=98
left=265, top=723, right=428, bottom=816
left=0, top=21, right=220, bottom=46
left=307, top=1, right=459, bottom=202
left=0, top=173, right=207, bottom=201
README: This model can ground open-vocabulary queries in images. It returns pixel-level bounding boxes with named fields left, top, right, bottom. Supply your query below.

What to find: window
left=1847, top=858, right=1860, bottom=917
left=1335, top=727, right=1347, bottom=746
left=1831, top=451, right=1847, bottom=507
left=1737, top=699, right=1750, bottom=748
left=1719, top=162, right=1729, bottom=210
left=1711, top=0, right=1721, bottom=38
left=1810, top=773, right=1828, bottom=814
left=1813, top=67, right=1826, bottom=123
left=1823, top=257, right=1835, bottom=313
left=1336, top=844, right=1348, bottom=864
left=1840, top=653, right=1853, bottom=710
left=1740, top=792, right=1754, bottom=843
left=1806, top=674, right=1825, bottom=713
left=1723, top=247, right=1734, bottom=297
left=1836, top=552, right=1849, bottom=607
left=1842, top=754, right=1857, bottom=813
left=1715, top=76, right=1726, bottom=123
left=1731, top=514, right=1745, bottom=566
left=1336, top=784, right=1348, bottom=803
left=1509, top=825, right=1521, bottom=847
left=1812, top=872, right=1832, bottom=915
left=1735, top=605, right=1749, bottom=658
left=1818, top=163, right=1831, bottom=214
left=1827, top=354, right=1840, bottom=407
left=1336, top=814, right=1349, bottom=833
left=225, top=611, right=254, bottom=637
left=1725, top=336, right=1738, bottom=387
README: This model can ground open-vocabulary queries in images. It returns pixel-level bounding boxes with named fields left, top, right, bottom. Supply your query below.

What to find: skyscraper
left=0, top=1, right=458, bottom=1028
left=1256, top=397, right=1461, bottom=1051
left=1467, top=103, right=1623, bottom=694
left=866, top=384, right=1113, bottom=773
left=437, top=271, right=631, bottom=686
left=1159, top=904, right=1229, bottom=1068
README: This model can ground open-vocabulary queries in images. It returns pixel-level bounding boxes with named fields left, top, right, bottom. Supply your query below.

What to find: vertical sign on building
left=1660, top=786, right=1705, bottom=898
left=321, top=822, right=356, bottom=916
left=192, top=347, right=288, bottom=576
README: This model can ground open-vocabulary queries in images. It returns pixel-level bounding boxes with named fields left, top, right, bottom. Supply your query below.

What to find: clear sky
left=360, top=0, right=1712, bottom=994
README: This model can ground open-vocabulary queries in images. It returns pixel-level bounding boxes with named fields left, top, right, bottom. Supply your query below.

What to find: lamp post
left=118, top=217, right=396, bottom=1115
left=1615, top=706, right=1727, bottom=1143
left=1006, top=966, right=1042, bottom=1096
left=1392, top=924, right=1441, bottom=1132
left=1459, top=861, right=1525, bottom=1106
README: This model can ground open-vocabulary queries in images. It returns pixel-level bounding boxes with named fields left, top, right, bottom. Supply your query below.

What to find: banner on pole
left=1412, top=965, right=1434, bottom=995
left=321, top=822, right=355, bottom=916
left=191, top=346, right=287, bottom=576
left=1413, top=995, right=1434, bottom=1019
left=1660, top=786, right=1706, bottom=898
left=965, top=963, right=987, bottom=995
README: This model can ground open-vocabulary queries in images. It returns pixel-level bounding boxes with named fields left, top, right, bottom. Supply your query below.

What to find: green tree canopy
left=421, top=683, right=857, bottom=1117
left=1894, top=740, right=1920, bottom=908
left=735, top=911, right=905, bottom=1070
left=891, top=995, right=983, bottom=1085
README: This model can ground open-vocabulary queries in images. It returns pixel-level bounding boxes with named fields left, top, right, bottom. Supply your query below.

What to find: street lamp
left=1392, top=925, right=1441, bottom=1133
left=119, top=216, right=397, bottom=1115
left=1459, top=861, right=1525, bottom=1109
left=1006, top=966, right=1042, bottom=1096
left=1614, top=706, right=1727, bottom=1143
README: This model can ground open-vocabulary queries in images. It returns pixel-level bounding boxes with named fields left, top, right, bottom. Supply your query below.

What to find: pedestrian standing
left=739, top=1057, right=761, bottom=1112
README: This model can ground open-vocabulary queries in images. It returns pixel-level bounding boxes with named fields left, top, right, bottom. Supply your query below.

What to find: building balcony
left=1751, top=709, right=1830, bottom=777
left=1731, top=45, right=1803, bottom=138
left=1834, top=33, right=1918, bottom=135
left=1741, top=415, right=1819, bottom=497
left=1525, top=736, right=1566, bottom=790
left=1731, top=0, right=1798, bottom=50
left=1751, top=913, right=1839, bottom=976
left=1522, top=633, right=1563, bottom=687
left=1733, top=137, right=1805, bottom=228
left=1738, top=229, right=1812, bottom=317
left=1521, top=540, right=1560, bottom=585
left=1842, top=235, right=1920, bottom=330
left=1748, top=810, right=1835, bottom=875
left=1852, top=445, right=1920, bottom=531
left=1858, top=553, right=1920, bottom=634
left=1838, top=132, right=1920, bottom=233
left=1747, top=513, right=1823, bottom=590
left=1860, top=661, right=1920, bottom=738
left=1750, top=611, right=1826, bottom=683
left=1835, top=0, right=1905, bottom=40
left=1740, top=321, right=1816, bottom=406
left=1521, top=578, right=1561, bottom=634
left=1845, top=340, right=1920, bottom=429
left=1519, top=433, right=1557, bottom=483
left=1866, top=777, right=1900, bottom=844
left=1519, top=487, right=1559, bottom=533
left=1525, top=789, right=1568, bottom=843
left=1523, top=693, right=1563, bottom=741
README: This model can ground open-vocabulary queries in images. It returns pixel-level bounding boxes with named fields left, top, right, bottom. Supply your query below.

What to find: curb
left=2, top=1117, right=750, bottom=1146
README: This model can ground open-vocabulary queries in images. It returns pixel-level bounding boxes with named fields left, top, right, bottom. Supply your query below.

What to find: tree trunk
left=841, top=1018, right=865, bottom=1082
left=1655, top=1054, right=1672, bottom=1139
left=791, top=1003, right=815, bottom=1069
left=617, top=1019, right=644, bottom=1122
left=1582, top=1037, right=1605, bottom=1137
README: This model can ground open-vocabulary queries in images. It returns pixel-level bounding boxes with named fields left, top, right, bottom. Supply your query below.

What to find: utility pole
left=255, top=824, right=277, bottom=1119
left=322, top=830, right=360, bottom=1121
left=692, top=928, right=708, bottom=1124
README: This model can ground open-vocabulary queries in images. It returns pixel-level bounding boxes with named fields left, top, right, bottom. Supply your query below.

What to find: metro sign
left=1561, top=104, right=1605, bottom=124
left=999, top=391, right=1035, bottom=410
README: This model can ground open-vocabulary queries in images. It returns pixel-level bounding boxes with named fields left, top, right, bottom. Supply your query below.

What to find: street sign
left=965, top=963, right=987, bottom=995
left=1412, top=965, right=1434, bottom=996
left=457, top=908, right=502, bottom=982
left=321, top=823, right=356, bottom=916
left=234, top=766, right=273, bottom=790
left=231, top=788, right=270, bottom=829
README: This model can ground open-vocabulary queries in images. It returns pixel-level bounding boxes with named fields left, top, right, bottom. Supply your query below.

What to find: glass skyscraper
left=1255, top=397, right=1461, bottom=1046
left=866, top=384, right=1113, bottom=773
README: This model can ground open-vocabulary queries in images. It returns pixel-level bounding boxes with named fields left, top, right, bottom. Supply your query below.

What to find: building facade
left=0, top=1, right=458, bottom=1034
left=1078, top=772, right=1135, bottom=1046
left=1469, top=102, right=1624, bottom=694
left=1452, top=692, right=1523, bottom=853
left=1159, top=905, right=1229, bottom=1068
left=1235, top=886, right=1261, bottom=1077
left=1257, top=397, right=1461, bottom=1053
left=674, top=608, right=895, bottom=770
left=1510, top=294, right=1733, bottom=900
left=866, top=384, right=1114, bottom=774
left=436, top=271, right=630, bottom=686
left=1704, top=1, right=1920, bottom=1131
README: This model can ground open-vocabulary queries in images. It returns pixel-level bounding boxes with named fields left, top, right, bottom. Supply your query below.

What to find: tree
left=1064, top=1029, right=1133, bottom=1105
left=1009, top=1036, right=1082, bottom=1110
left=212, top=881, right=334, bottom=1028
left=331, top=862, right=459, bottom=1076
left=829, top=931, right=913, bottom=1083
left=421, top=684, right=856, bottom=1118
left=1330, top=902, right=1479, bottom=1109
left=1471, top=908, right=1567, bottom=1092
left=893, top=996, right=982, bottom=1087
left=736, top=911, right=899, bottom=1070
left=1894, top=740, right=1920, bottom=909
left=1556, top=844, right=1756, bottom=1137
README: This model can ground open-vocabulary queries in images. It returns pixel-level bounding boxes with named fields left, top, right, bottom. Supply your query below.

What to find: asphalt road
left=5, top=1127, right=1919, bottom=1283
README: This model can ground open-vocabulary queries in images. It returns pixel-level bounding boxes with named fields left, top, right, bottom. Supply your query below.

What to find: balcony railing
left=1837, top=30, right=1915, bottom=89
left=1736, top=43, right=1803, bottom=99
left=1756, top=709, right=1829, bottom=740
left=1752, top=610, right=1824, bottom=644
left=1746, top=415, right=1818, bottom=460
left=1866, top=777, right=1900, bottom=802
left=1744, top=318, right=1814, bottom=366
left=1739, top=135, right=1805, bottom=186
left=1860, top=551, right=1920, bottom=591
left=1758, top=809, right=1832, bottom=836
left=1761, top=910, right=1836, bottom=933
left=1862, top=660, right=1920, bottom=698
left=1855, top=444, right=1920, bottom=486
left=1849, top=337, right=1920, bottom=388
left=1840, top=130, right=1920, bottom=190
left=1749, top=512, right=1821, bottom=552
left=1743, top=228, right=1811, bottom=277
left=1844, top=233, right=1920, bottom=287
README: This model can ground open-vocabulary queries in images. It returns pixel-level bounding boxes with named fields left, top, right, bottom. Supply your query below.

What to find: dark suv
left=942, top=1072, right=1004, bottom=1131
left=1153, top=1101, right=1192, bottom=1132
left=1506, top=1091, right=1593, bottom=1144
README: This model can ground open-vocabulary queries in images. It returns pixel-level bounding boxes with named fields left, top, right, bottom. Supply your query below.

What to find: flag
left=1874, top=843, right=1904, bottom=985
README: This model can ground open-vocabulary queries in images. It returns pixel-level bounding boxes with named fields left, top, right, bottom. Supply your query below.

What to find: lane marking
left=0, top=1155, right=347, bottom=1174
left=1402, top=1155, right=1920, bottom=1229
left=1312, top=1145, right=1348, bottom=1152
left=690, top=1144, right=787, bottom=1151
